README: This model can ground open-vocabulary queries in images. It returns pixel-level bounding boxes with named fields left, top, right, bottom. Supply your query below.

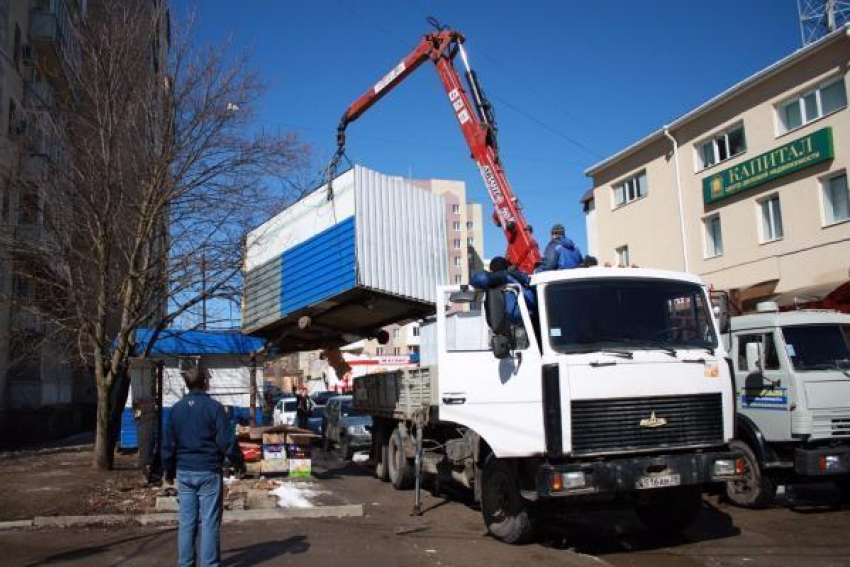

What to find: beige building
left=365, top=177, right=486, bottom=357
left=583, top=25, right=850, bottom=312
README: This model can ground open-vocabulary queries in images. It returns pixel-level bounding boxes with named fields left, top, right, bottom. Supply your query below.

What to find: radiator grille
left=570, top=393, right=724, bottom=455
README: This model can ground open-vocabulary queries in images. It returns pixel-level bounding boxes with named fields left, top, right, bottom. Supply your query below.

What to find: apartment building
left=0, top=1, right=170, bottom=437
left=366, top=178, right=486, bottom=358
left=583, top=25, right=850, bottom=312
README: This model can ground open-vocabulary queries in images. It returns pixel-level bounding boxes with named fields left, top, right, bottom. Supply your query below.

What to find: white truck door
left=436, top=288, right=546, bottom=458
left=734, top=331, right=792, bottom=441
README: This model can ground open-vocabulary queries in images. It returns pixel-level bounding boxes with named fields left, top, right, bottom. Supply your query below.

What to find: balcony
left=29, top=0, right=81, bottom=88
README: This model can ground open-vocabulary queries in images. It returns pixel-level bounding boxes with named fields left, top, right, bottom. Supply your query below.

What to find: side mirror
left=491, top=334, right=513, bottom=359
left=745, top=342, right=764, bottom=374
left=484, top=288, right=509, bottom=336
left=710, top=291, right=731, bottom=334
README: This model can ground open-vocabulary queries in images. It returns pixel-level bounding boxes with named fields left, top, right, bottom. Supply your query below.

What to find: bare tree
left=1, top=2, right=308, bottom=469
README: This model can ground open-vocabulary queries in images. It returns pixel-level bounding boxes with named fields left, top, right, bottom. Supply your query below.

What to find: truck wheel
left=725, top=439, right=775, bottom=508
left=373, top=428, right=390, bottom=482
left=635, top=485, right=702, bottom=533
left=388, top=427, right=415, bottom=490
left=480, top=455, right=535, bottom=544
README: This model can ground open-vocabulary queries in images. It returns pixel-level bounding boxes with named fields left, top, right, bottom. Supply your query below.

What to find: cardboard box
left=262, top=433, right=286, bottom=445
left=288, top=459, right=311, bottom=478
left=261, top=459, right=289, bottom=474
left=285, top=443, right=311, bottom=459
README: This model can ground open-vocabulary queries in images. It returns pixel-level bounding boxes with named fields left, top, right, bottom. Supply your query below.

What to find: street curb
left=1, top=504, right=364, bottom=531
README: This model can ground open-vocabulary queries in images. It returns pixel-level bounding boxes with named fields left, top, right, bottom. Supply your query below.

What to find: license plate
left=636, top=474, right=681, bottom=490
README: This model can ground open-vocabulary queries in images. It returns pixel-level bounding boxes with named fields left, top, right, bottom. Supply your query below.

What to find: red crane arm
left=333, top=28, right=542, bottom=274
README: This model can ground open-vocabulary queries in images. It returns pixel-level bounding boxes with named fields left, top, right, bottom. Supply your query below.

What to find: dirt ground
left=3, top=443, right=850, bottom=566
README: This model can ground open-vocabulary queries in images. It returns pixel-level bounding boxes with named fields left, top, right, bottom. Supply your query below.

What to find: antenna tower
left=798, top=0, right=850, bottom=45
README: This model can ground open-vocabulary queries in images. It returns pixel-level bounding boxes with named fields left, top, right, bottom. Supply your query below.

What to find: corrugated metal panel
left=119, top=407, right=137, bottom=449
left=243, top=256, right=282, bottom=333
left=245, top=168, right=356, bottom=271
left=355, top=166, right=448, bottom=303
left=281, top=216, right=357, bottom=315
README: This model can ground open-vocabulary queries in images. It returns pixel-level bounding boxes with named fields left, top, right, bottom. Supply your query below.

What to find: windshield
left=340, top=400, right=364, bottom=417
left=782, top=324, right=850, bottom=371
left=545, top=278, right=717, bottom=354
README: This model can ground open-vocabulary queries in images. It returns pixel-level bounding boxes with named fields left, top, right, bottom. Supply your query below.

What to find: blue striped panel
left=119, top=407, right=137, bottom=449
left=280, top=217, right=357, bottom=315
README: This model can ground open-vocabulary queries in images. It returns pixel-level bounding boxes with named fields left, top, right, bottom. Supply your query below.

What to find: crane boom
left=332, top=27, right=542, bottom=274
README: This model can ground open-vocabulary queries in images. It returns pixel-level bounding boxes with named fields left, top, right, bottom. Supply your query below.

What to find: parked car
left=310, top=390, right=336, bottom=406
left=323, top=395, right=372, bottom=460
left=306, top=403, right=326, bottom=436
left=272, top=396, right=298, bottom=427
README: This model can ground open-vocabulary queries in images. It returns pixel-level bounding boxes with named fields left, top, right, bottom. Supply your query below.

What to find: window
left=452, top=221, right=461, bottom=231
left=466, top=221, right=473, bottom=230
left=453, top=256, right=461, bottom=266
left=452, top=204, right=460, bottom=215
left=779, top=78, right=847, bottom=132
left=392, top=328, right=400, bottom=340
left=8, top=98, right=17, bottom=136
left=699, top=125, right=746, bottom=169
left=18, top=191, right=40, bottom=226
left=412, top=325, right=420, bottom=337
left=393, top=347, right=401, bottom=356
left=616, top=245, right=629, bottom=267
left=376, top=347, right=384, bottom=356
left=454, top=274, right=462, bottom=284
left=736, top=333, right=780, bottom=372
left=823, top=172, right=849, bottom=225
left=467, top=237, right=474, bottom=246
left=759, top=195, right=784, bottom=242
left=13, top=25, right=21, bottom=71
left=613, top=171, right=647, bottom=207
left=703, top=214, right=723, bottom=258
left=453, top=238, right=461, bottom=249
left=408, top=346, right=419, bottom=355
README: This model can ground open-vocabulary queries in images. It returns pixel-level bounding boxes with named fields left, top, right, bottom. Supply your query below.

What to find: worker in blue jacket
left=163, top=366, right=245, bottom=567
left=470, top=256, right=537, bottom=323
left=540, top=223, right=583, bottom=271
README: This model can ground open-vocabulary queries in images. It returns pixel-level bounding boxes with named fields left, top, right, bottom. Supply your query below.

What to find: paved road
left=2, top=449, right=850, bottom=566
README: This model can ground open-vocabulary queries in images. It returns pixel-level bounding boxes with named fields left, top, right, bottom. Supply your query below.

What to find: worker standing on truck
left=540, top=223, right=583, bottom=271
left=162, top=366, right=246, bottom=567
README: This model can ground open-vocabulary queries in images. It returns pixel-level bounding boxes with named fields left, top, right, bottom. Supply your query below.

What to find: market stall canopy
left=133, top=328, right=266, bottom=356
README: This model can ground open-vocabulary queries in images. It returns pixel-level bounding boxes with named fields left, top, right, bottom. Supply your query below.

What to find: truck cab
left=724, top=303, right=850, bottom=506
left=361, top=266, right=742, bottom=542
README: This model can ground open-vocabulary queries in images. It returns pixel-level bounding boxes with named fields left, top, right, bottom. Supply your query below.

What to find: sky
left=172, top=0, right=803, bottom=260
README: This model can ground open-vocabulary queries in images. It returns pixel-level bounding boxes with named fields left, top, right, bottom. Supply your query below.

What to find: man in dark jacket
left=541, top=223, right=583, bottom=271
left=163, top=366, right=245, bottom=567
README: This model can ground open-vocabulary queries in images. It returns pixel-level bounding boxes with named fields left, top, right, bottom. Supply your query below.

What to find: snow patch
left=271, top=482, right=322, bottom=508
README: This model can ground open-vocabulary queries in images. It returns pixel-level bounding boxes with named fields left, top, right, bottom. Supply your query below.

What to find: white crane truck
left=354, top=267, right=743, bottom=543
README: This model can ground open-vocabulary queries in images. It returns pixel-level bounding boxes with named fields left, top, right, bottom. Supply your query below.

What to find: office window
left=759, top=195, right=784, bottom=242
left=823, top=173, right=849, bottom=225
left=699, top=125, right=746, bottom=169
left=613, top=171, right=647, bottom=207
left=704, top=214, right=723, bottom=258
left=779, top=77, right=847, bottom=132
left=453, top=256, right=461, bottom=266
left=452, top=204, right=460, bottom=215
left=453, top=238, right=461, bottom=249
left=616, top=245, right=630, bottom=267
left=452, top=221, right=461, bottom=231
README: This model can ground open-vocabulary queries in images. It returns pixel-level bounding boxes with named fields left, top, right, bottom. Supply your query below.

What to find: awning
left=772, top=280, right=850, bottom=308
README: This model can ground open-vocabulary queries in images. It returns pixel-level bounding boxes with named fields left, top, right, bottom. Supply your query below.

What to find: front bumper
left=795, top=445, right=850, bottom=476
left=535, top=450, right=743, bottom=498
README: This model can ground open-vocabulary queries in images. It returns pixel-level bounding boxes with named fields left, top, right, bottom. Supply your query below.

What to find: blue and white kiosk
left=120, top=329, right=266, bottom=451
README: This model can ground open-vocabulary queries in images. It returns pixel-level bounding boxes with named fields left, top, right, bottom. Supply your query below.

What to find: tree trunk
left=93, top=382, right=114, bottom=470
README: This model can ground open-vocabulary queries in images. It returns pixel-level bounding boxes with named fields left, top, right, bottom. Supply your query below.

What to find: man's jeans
left=176, top=470, right=223, bottom=567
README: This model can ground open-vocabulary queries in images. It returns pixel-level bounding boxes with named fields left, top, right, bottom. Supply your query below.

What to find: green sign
left=703, top=127, right=834, bottom=204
